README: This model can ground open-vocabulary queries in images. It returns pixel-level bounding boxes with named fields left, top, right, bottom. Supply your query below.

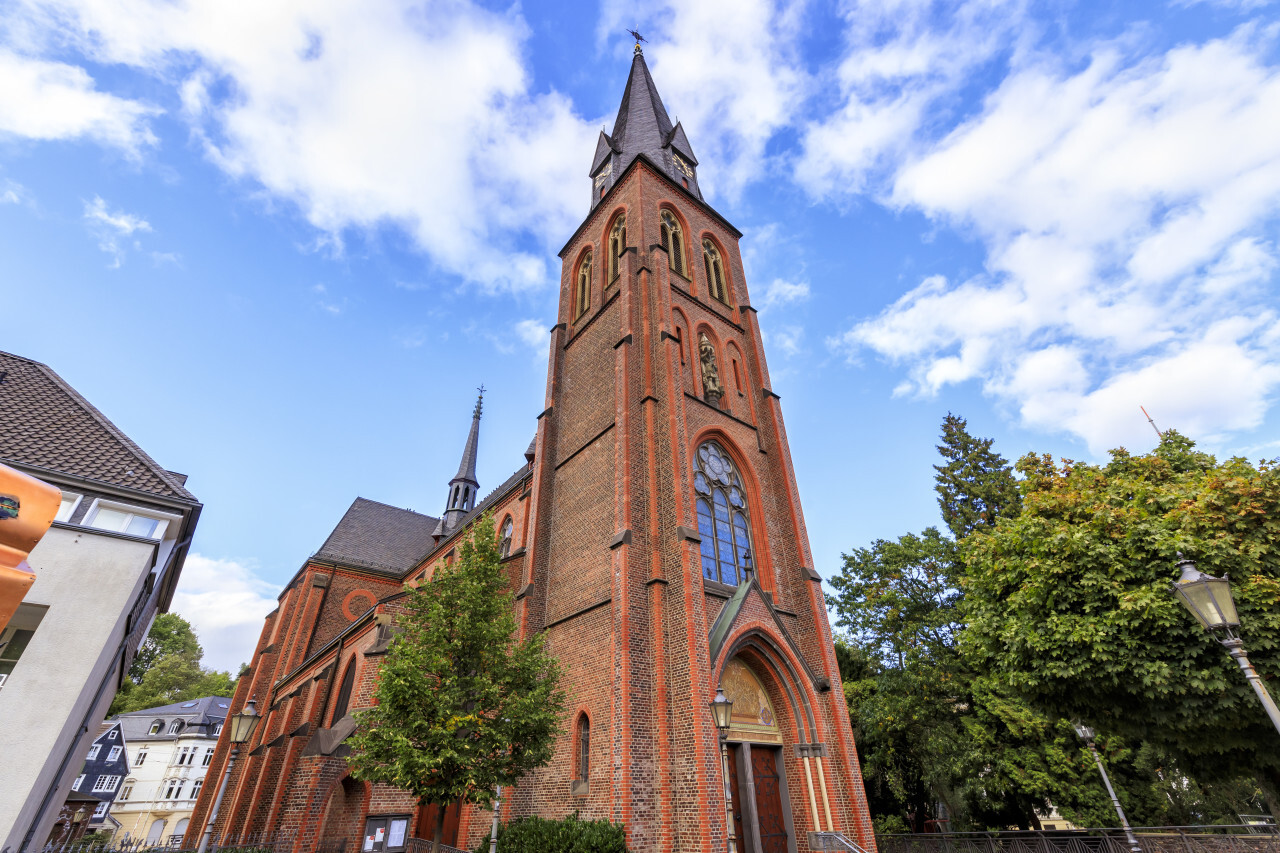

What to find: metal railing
left=404, top=838, right=468, bottom=853
left=877, top=826, right=1280, bottom=853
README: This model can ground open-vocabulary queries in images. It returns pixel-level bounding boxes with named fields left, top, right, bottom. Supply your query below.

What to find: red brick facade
left=187, top=75, right=873, bottom=853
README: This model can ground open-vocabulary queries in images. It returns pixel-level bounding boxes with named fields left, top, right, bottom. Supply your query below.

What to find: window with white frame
left=84, top=500, right=172, bottom=540
left=148, top=721, right=163, bottom=735
left=92, top=775, right=121, bottom=792
left=120, top=783, right=134, bottom=801
left=87, top=744, right=101, bottom=760
left=93, top=802, right=109, bottom=819
left=168, top=720, right=183, bottom=734
left=54, top=492, right=82, bottom=523
left=136, top=749, right=147, bottom=765
left=202, top=748, right=214, bottom=767
left=107, top=729, right=118, bottom=740
left=73, top=775, right=85, bottom=791
left=213, top=723, right=222, bottom=735
left=164, top=779, right=182, bottom=799
left=176, top=746, right=191, bottom=765
left=191, top=779, right=203, bottom=799
left=107, top=746, right=122, bottom=762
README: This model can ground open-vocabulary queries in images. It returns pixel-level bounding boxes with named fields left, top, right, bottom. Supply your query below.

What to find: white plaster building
left=0, top=350, right=201, bottom=852
left=109, top=697, right=229, bottom=845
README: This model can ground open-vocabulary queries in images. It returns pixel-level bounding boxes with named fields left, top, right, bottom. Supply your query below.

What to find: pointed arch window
left=332, top=660, right=356, bottom=725
left=660, top=210, right=685, bottom=277
left=576, top=713, right=590, bottom=781
left=694, top=441, right=753, bottom=586
left=500, top=517, right=514, bottom=558
left=703, top=239, right=728, bottom=304
left=575, top=250, right=592, bottom=320
left=608, top=214, right=627, bottom=284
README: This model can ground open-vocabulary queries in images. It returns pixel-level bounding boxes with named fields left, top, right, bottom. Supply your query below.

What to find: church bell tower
left=514, top=41, right=875, bottom=853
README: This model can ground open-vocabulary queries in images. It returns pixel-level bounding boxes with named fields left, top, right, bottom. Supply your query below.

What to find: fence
left=403, top=838, right=468, bottom=853
left=32, top=832, right=293, bottom=853
left=878, top=826, right=1280, bottom=853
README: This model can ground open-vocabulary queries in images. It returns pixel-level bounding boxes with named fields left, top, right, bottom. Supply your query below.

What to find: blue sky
left=4, top=0, right=1280, bottom=671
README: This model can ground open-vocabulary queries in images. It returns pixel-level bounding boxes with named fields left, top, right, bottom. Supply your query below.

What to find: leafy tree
left=935, top=413, right=1021, bottom=539
left=127, top=613, right=202, bottom=682
left=348, top=515, right=566, bottom=853
left=962, top=431, right=1280, bottom=813
left=110, top=613, right=236, bottom=715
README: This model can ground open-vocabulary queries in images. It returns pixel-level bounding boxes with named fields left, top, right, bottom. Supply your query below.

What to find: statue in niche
left=699, top=333, right=723, bottom=403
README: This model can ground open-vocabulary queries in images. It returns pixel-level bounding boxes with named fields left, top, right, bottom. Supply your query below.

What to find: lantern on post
left=1172, top=554, right=1280, bottom=737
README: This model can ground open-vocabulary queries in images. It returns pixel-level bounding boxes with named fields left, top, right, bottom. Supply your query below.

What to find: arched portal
left=718, top=657, right=799, bottom=853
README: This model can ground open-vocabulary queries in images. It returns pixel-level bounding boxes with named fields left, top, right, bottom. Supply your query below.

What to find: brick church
left=189, top=43, right=875, bottom=853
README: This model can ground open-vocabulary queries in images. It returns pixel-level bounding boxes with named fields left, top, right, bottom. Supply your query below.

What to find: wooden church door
left=750, top=747, right=788, bottom=853
left=726, top=745, right=748, bottom=852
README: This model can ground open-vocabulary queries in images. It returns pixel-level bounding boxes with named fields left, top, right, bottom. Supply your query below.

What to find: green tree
left=935, top=413, right=1021, bottom=539
left=962, top=431, right=1280, bottom=812
left=110, top=613, right=236, bottom=715
left=127, top=613, right=202, bottom=683
left=347, top=515, right=565, bottom=852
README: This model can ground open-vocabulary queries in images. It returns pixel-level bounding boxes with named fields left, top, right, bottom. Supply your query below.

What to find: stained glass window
left=694, top=441, right=752, bottom=586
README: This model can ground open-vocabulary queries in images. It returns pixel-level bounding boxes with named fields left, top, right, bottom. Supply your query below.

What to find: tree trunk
left=432, top=805, right=445, bottom=853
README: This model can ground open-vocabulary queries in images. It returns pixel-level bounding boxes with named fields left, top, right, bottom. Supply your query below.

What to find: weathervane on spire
left=627, top=29, right=646, bottom=54
left=474, top=384, right=485, bottom=418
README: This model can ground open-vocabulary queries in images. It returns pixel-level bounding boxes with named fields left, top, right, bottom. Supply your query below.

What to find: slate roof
left=450, top=393, right=483, bottom=485
left=115, top=695, right=230, bottom=740
left=0, top=350, right=195, bottom=501
left=116, top=695, right=232, bottom=720
left=592, top=49, right=701, bottom=202
left=314, top=498, right=441, bottom=574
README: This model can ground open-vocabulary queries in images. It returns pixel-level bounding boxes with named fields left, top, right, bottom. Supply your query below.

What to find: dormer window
left=54, top=493, right=82, bottom=523
left=168, top=720, right=183, bottom=735
left=148, top=720, right=163, bottom=735
left=84, top=500, right=173, bottom=540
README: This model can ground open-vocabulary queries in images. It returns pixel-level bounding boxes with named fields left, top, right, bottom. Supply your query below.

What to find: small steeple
left=439, top=387, right=483, bottom=535
left=590, top=43, right=701, bottom=208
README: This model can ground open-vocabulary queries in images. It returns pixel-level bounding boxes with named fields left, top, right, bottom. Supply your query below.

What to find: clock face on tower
left=673, top=153, right=694, bottom=178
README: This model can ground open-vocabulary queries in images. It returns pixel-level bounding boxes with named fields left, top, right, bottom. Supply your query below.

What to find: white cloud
left=514, top=318, right=547, bottom=349
left=170, top=553, right=277, bottom=673
left=0, top=48, right=159, bottom=154
left=1, top=179, right=26, bottom=204
left=8, top=0, right=599, bottom=293
left=758, top=277, right=810, bottom=309
left=796, top=0, right=1028, bottom=198
left=824, top=23, right=1280, bottom=453
left=766, top=324, right=806, bottom=358
left=83, top=195, right=151, bottom=267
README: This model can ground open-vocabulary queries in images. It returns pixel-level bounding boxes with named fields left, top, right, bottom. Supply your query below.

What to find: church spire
left=438, top=388, right=483, bottom=535
left=590, top=45, right=701, bottom=208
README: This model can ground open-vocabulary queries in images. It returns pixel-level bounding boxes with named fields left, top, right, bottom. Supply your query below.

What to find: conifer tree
left=934, top=413, right=1021, bottom=539
left=347, top=515, right=565, bottom=852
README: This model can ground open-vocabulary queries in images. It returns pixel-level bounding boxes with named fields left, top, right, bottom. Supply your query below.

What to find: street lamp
left=198, top=698, right=261, bottom=853
left=1171, top=554, right=1280, bottom=736
left=1071, top=723, right=1141, bottom=853
left=709, top=687, right=737, bottom=853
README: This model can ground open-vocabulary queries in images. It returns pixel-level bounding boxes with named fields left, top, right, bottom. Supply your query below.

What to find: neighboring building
left=190, top=45, right=875, bottom=853
left=0, top=351, right=202, bottom=852
left=69, top=721, right=131, bottom=833
left=109, top=697, right=229, bottom=845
